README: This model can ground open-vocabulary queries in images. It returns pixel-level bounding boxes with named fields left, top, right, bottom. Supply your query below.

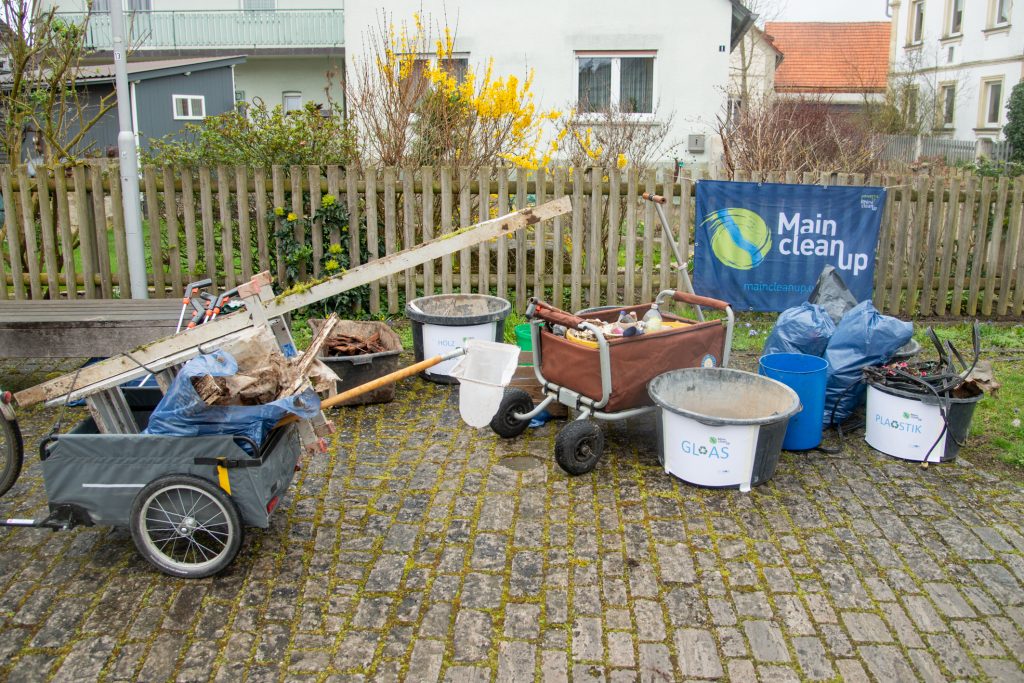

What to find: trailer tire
left=555, top=420, right=604, bottom=475
left=0, top=415, right=23, bottom=497
left=489, top=389, right=534, bottom=439
left=130, top=474, right=243, bottom=579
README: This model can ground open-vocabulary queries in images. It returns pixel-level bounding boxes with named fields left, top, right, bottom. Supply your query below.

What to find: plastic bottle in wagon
left=617, top=310, right=640, bottom=336
left=642, top=303, right=663, bottom=331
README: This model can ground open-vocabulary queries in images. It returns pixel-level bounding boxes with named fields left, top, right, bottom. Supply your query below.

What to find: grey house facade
left=69, top=55, right=245, bottom=156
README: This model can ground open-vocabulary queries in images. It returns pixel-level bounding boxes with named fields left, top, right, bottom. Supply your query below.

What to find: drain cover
left=499, top=455, right=543, bottom=471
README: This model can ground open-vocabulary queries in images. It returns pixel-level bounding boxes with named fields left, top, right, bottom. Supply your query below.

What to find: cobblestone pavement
left=1, top=355, right=1023, bottom=682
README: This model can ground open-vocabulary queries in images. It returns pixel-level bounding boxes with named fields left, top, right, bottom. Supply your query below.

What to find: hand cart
left=487, top=192, right=734, bottom=474
left=0, top=198, right=572, bottom=578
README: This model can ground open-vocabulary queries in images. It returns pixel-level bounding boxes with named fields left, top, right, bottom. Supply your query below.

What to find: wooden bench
left=0, top=300, right=184, bottom=358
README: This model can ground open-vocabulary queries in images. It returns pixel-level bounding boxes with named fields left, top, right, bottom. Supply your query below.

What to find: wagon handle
left=666, top=290, right=731, bottom=311
left=526, top=298, right=586, bottom=330
left=641, top=192, right=667, bottom=204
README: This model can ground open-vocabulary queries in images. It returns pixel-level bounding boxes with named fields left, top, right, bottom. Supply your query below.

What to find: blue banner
left=694, top=181, right=886, bottom=311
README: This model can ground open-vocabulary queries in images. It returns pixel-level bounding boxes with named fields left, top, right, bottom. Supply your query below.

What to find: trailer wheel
left=130, top=475, right=243, bottom=579
left=0, top=414, right=23, bottom=497
left=555, top=420, right=604, bottom=475
left=489, top=389, right=534, bottom=439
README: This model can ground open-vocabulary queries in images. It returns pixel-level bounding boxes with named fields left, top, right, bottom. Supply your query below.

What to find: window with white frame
left=909, top=0, right=926, bottom=43
left=946, top=0, right=963, bottom=34
left=91, top=0, right=110, bottom=12
left=981, top=78, right=1003, bottom=127
left=989, top=0, right=1011, bottom=26
left=939, top=83, right=956, bottom=127
left=576, top=52, right=655, bottom=115
left=243, top=0, right=276, bottom=10
left=172, top=94, right=206, bottom=120
left=129, top=0, right=152, bottom=10
left=399, top=56, right=469, bottom=107
left=283, top=91, right=302, bottom=112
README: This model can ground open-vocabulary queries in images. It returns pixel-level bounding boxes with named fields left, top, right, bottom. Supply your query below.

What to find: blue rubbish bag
left=144, top=349, right=320, bottom=450
left=763, top=303, right=836, bottom=357
left=823, top=301, right=913, bottom=425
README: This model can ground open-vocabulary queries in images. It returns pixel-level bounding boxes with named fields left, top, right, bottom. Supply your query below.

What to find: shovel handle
left=641, top=192, right=667, bottom=204
left=274, top=351, right=463, bottom=428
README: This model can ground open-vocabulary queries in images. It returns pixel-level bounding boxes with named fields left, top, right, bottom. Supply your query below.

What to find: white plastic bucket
left=407, top=295, right=511, bottom=383
left=449, top=340, right=521, bottom=428
left=865, top=383, right=981, bottom=463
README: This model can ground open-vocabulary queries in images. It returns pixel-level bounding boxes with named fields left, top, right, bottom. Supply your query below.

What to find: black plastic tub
left=406, top=294, right=511, bottom=384
left=310, top=319, right=402, bottom=406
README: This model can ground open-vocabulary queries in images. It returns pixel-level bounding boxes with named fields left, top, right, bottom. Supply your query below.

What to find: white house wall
left=234, top=56, right=343, bottom=112
left=891, top=0, right=1023, bottom=140
left=343, top=0, right=736, bottom=167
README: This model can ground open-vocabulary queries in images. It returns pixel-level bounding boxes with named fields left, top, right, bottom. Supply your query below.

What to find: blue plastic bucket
left=758, top=353, right=829, bottom=451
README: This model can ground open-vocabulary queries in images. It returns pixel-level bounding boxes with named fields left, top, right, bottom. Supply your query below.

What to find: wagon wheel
left=0, top=413, right=24, bottom=497
left=555, top=420, right=604, bottom=475
left=489, top=388, right=534, bottom=439
left=130, top=475, right=243, bottom=579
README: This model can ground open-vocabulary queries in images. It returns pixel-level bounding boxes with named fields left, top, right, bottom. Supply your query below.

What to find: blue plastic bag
left=763, top=303, right=836, bottom=357
left=144, top=349, right=320, bottom=449
left=823, top=301, right=913, bottom=425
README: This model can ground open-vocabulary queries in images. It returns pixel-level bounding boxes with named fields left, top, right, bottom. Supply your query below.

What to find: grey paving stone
left=979, top=657, right=1024, bottom=682
left=907, top=648, right=946, bottom=683
left=927, top=633, right=979, bottom=677
left=717, top=626, right=747, bottom=658
left=834, top=659, right=870, bottom=683
left=755, top=664, right=800, bottom=682
left=858, top=645, right=917, bottom=683
left=743, top=620, right=790, bottom=663
left=607, top=631, right=635, bottom=668
left=632, top=600, right=666, bottom=641
left=453, top=610, right=492, bottom=662
left=656, top=543, right=696, bottom=583
left=841, top=611, right=894, bottom=643
left=637, top=643, right=674, bottom=681
left=503, top=603, right=541, bottom=639
left=924, top=582, right=976, bottom=618
left=726, top=659, right=757, bottom=683
left=951, top=619, right=1005, bottom=657
left=791, top=636, right=833, bottom=681
left=407, top=639, right=444, bottom=682
left=902, top=595, right=949, bottom=633
left=572, top=616, right=603, bottom=662
left=674, top=628, right=723, bottom=679
left=496, top=641, right=536, bottom=683
left=541, top=649, right=567, bottom=683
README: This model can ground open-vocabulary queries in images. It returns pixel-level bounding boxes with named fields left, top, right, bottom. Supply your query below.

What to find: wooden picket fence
left=2, top=163, right=1023, bottom=318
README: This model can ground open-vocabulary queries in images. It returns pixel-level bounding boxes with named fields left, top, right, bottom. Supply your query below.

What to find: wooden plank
left=642, top=170, right=655, bottom=303
left=403, top=166, right=417, bottom=301
left=266, top=196, right=573, bottom=318
left=383, top=166, right=399, bottom=311
left=440, top=167, right=454, bottom=295
left=982, top=176, right=1009, bottom=316
left=904, top=176, right=929, bottom=315
left=679, top=175, right=692, bottom=293
left=919, top=177, right=944, bottom=315
left=235, top=166, right=252, bottom=281
left=180, top=167, right=199, bottom=276
left=967, top=176, right=994, bottom=315
left=1000, top=178, right=1024, bottom=316
left=326, top=165, right=341, bottom=245
left=478, top=167, right=491, bottom=295
left=364, top=168, right=380, bottom=313
left=515, top=171, right=528, bottom=310
left=289, top=165, right=306, bottom=282
left=460, top=167, right=473, bottom=295
left=624, top=169, right=637, bottom=306
left=71, top=167, right=95, bottom=298
left=144, top=166, right=165, bottom=297
left=217, top=165, right=236, bottom=289
left=886, top=178, right=912, bottom=314
left=606, top=171, right=620, bottom=304
left=421, top=166, right=434, bottom=298
left=3, top=169, right=25, bottom=300
left=935, top=177, right=960, bottom=316
left=659, top=175, right=672, bottom=295
left=589, top=169, right=601, bottom=308
left=54, top=170, right=76, bottom=299
left=533, top=168, right=547, bottom=300
left=497, top=167, right=509, bottom=302
left=108, top=166, right=131, bottom=298
left=36, top=169, right=60, bottom=298
left=951, top=177, right=977, bottom=316
left=570, top=169, right=584, bottom=313
left=199, top=166, right=216, bottom=284
left=1013, top=181, right=1024, bottom=315
left=253, top=167, right=270, bottom=274
left=271, top=165, right=286, bottom=286
left=345, top=166, right=361, bottom=272
left=162, top=166, right=183, bottom=294
left=307, top=165, right=322, bottom=279
left=89, top=165, right=113, bottom=297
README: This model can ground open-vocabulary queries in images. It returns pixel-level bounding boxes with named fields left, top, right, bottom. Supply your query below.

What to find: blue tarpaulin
left=694, top=181, right=886, bottom=311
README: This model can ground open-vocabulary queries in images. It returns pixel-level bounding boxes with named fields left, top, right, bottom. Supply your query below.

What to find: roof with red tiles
left=765, top=21, right=891, bottom=94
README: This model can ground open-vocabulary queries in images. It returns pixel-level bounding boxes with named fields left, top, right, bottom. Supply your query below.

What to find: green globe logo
left=701, top=208, right=771, bottom=270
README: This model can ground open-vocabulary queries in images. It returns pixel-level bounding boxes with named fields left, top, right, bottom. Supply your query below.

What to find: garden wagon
left=0, top=197, right=572, bottom=578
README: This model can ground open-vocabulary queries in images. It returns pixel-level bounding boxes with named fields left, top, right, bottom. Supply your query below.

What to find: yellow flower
left=325, top=259, right=340, bottom=271
left=322, top=194, right=336, bottom=207
left=328, top=243, right=343, bottom=255
left=287, top=212, right=298, bottom=222
left=617, top=153, right=628, bottom=169
left=273, top=206, right=285, bottom=216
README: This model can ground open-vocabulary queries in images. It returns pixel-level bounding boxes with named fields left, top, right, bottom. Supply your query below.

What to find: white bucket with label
left=407, top=295, right=511, bottom=384
left=865, top=382, right=982, bottom=463
left=648, top=368, right=800, bottom=491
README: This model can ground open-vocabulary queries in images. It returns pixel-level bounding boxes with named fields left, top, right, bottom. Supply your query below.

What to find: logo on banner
left=701, top=208, right=771, bottom=270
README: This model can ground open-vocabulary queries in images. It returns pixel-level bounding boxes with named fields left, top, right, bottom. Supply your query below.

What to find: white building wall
left=234, top=56, right=343, bottom=112
left=728, top=28, right=777, bottom=104
left=343, top=0, right=737, bottom=166
left=891, top=0, right=1024, bottom=140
